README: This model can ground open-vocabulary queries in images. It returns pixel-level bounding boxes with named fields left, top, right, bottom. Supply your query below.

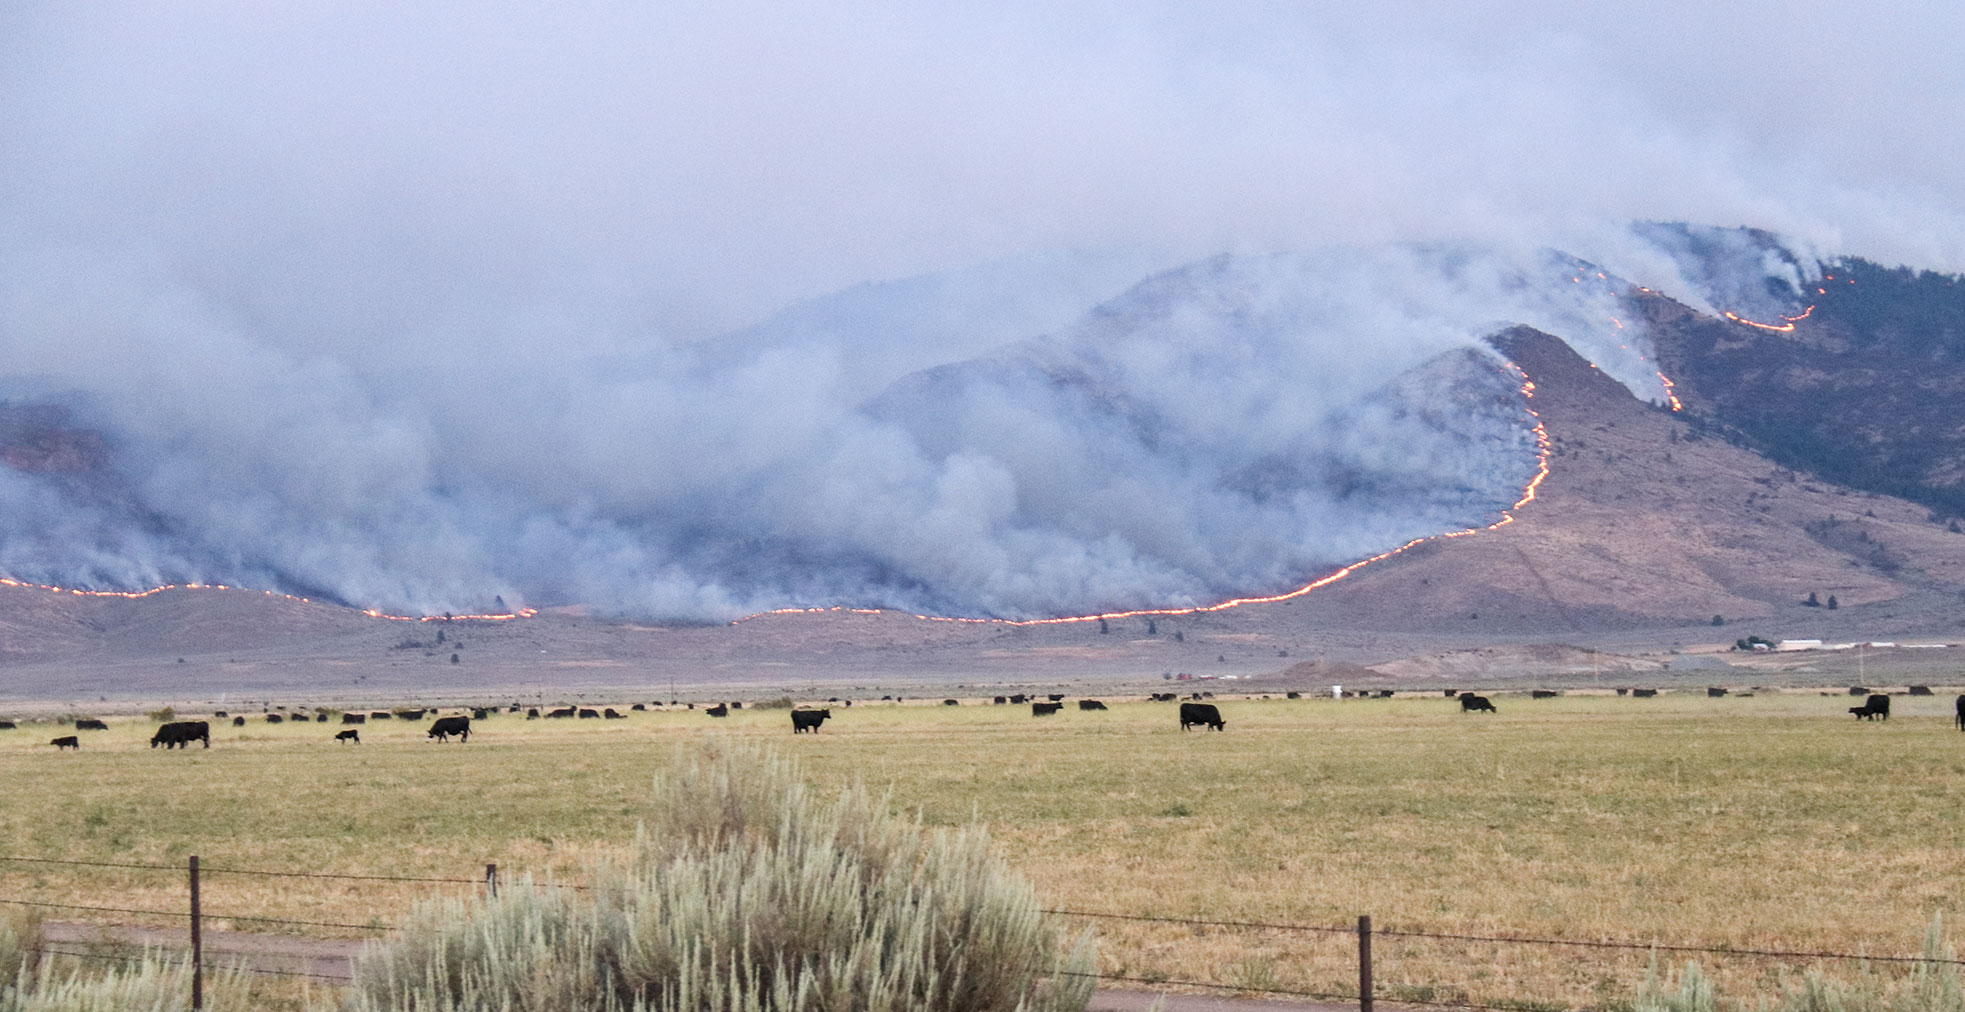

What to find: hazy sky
left=4, top=1, right=1961, bottom=340
left=2, top=2, right=1961, bottom=618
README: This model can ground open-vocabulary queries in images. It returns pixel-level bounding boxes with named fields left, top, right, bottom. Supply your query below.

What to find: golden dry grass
left=1, top=690, right=1962, bottom=1007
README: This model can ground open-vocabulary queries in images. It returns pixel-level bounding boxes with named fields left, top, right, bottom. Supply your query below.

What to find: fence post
left=189, top=854, right=203, bottom=1011
left=485, top=862, right=498, bottom=898
left=1357, top=914, right=1373, bottom=1012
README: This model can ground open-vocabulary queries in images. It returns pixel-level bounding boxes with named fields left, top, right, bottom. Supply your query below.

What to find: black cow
left=1458, top=693, right=1497, bottom=713
left=151, top=720, right=211, bottom=749
left=1009, top=694, right=1028, bottom=704
left=1031, top=702, right=1061, bottom=716
left=942, top=699, right=959, bottom=706
left=472, top=709, right=490, bottom=720
left=1078, top=699, right=1108, bottom=710
left=316, top=712, right=329, bottom=722
left=74, top=718, right=108, bottom=731
left=1909, top=685, right=1934, bottom=696
left=398, top=709, right=426, bottom=720
left=342, top=713, right=366, bottom=724
left=1615, top=688, right=1628, bottom=696
left=1047, top=694, right=1065, bottom=702
left=577, top=708, right=600, bottom=719
left=706, top=705, right=729, bottom=717
left=51, top=735, right=79, bottom=750
left=335, top=729, right=360, bottom=744
left=631, top=703, right=647, bottom=711
left=371, top=712, right=392, bottom=720
left=427, top=716, right=471, bottom=742
left=1632, top=688, right=1658, bottom=698
left=527, top=708, right=540, bottom=719
left=1442, top=689, right=1459, bottom=697
left=1376, top=690, right=1395, bottom=698
left=1531, top=690, right=1558, bottom=699
left=1707, top=687, right=1728, bottom=698
left=603, top=708, right=625, bottom=719
left=1849, top=695, right=1890, bottom=721
left=266, top=713, right=284, bottom=723
left=791, top=709, right=831, bottom=733
left=214, top=710, right=228, bottom=717
left=232, top=716, right=246, bottom=727
left=993, top=696, right=1007, bottom=704
left=0, top=720, right=14, bottom=730
left=1285, top=691, right=1301, bottom=700
left=1848, top=686, right=1870, bottom=696
left=1179, top=702, right=1225, bottom=731
left=546, top=706, right=575, bottom=718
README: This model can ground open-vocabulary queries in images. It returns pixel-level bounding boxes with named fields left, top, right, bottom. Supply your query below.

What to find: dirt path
left=42, top=920, right=1359, bottom=1012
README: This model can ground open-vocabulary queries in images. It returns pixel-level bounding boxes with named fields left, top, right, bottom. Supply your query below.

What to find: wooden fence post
left=189, top=855, right=203, bottom=1010
left=485, top=862, right=499, bottom=898
left=1357, top=914, right=1373, bottom=1012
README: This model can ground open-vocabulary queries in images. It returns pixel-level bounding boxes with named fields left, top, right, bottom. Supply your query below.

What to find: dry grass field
left=3, top=689, right=1964, bottom=1008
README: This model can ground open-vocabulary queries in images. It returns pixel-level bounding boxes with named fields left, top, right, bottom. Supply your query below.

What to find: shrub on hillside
left=342, top=744, right=1094, bottom=1012
left=144, top=707, right=175, bottom=723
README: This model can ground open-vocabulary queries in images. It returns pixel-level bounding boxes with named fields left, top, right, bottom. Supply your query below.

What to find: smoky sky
left=0, top=2, right=1959, bottom=619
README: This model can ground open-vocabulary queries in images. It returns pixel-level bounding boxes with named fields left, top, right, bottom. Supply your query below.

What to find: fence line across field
left=8, top=852, right=1963, bottom=1010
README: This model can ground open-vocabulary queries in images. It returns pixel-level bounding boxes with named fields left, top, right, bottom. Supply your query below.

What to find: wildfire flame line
left=733, top=363, right=1554, bottom=629
left=0, top=577, right=536, bottom=622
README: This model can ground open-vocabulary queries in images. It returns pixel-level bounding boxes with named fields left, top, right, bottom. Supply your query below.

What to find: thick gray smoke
left=1, top=3, right=1957, bottom=619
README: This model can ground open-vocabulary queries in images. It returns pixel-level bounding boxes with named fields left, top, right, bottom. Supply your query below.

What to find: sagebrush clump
left=1631, top=917, right=1965, bottom=1012
left=0, top=908, right=248, bottom=1012
left=342, top=743, right=1095, bottom=1012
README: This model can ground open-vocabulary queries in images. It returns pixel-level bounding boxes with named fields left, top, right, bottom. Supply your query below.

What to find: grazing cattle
left=526, top=708, right=540, bottom=719
left=1047, top=694, right=1065, bottom=702
left=473, top=709, right=490, bottom=720
left=1632, top=688, right=1658, bottom=698
left=51, top=736, right=79, bottom=750
left=398, top=709, right=426, bottom=720
left=791, top=709, right=831, bottom=733
left=1376, top=690, right=1395, bottom=698
left=1078, top=699, right=1108, bottom=711
left=74, top=718, right=108, bottom=731
left=1031, top=702, right=1061, bottom=716
left=1149, top=693, right=1176, bottom=702
left=335, top=729, right=360, bottom=744
left=1707, top=687, right=1728, bottom=698
left=151, top=720, right=211, bottom=749
left=1955, top=694, right=1964, bottom=731
left=631, top=703, right=647, bottom=711
left=1849, top=695, right=1890, bottom=721
left=546, top=706, right=576, bottom=718
left=1615, top=688, right=1628, bottom=696
left=1909, top=685, right=1934, bottom=696
left=706, top=705, right=729, bottom=717
left=342, top=713, right=367, bottom=724
left=603, top=709, right=625, bottom=719
left=1458, top=693, right=1497, bottom=713
left=266, top=713, right=284, bottom=723
left=371, top=712, right=392, bottom=720
left=232, top=716, right=245, bottom=726
left=1848, top=686, right=1870, bottom=696
left=1285, top=691, right=1301, bottom=700
left=1442, top=689, right=1459, bottom=697
left=1179, top=702, right=1225, bottom=731
left=427, top=716, right=471, bottom=743
left=942, top=699, right=959, bottom=706
left=1188, top=692, right=1205, bottom=701
left=993, top=696, right=1007, bottom=704
left=214, top=711, right=228, bottom=718
left=316, top=712, right=329, bottom=722
left=1009, top=694, right=1028, bottom=704
left=1531, top=690, right=1558, bottom=699
left=577, top=708, right=600, bottom=719
left=0, top=721, right=14, bottom=730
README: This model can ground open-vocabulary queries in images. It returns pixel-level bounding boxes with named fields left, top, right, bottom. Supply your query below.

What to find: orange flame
left=0, top=577, right=535, bottom=622
left=734, top=364, right=1554, bottom=629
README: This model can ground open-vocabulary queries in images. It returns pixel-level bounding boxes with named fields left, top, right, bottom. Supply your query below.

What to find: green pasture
left=2, top=690, right=1962, bottom=1006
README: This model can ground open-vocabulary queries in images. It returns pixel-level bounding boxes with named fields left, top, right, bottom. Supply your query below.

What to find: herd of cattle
left=12, top=687, right=1965, bottom=748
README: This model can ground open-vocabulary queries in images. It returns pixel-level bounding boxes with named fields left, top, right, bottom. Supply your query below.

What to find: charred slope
left=1644, top=259, right=1965, bottom=517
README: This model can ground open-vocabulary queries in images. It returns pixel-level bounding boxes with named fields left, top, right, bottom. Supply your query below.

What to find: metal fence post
left=1358, top=914, right=1373, bottom=1012
left=485, top=862, right=499, bottom=898
left=189, top=855, right=203, bottom=1010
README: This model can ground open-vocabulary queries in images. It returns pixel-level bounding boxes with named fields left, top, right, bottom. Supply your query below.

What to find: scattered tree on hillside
left=1097, top=618, right=1108, bottom=634
left=1805, top=591, right=1821, bottom=607
left=1827, top=595, right=1839, bottom=610
left=1712, top=614, right=1726, bottom=626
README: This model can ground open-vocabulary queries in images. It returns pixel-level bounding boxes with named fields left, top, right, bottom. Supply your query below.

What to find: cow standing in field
left=1956, top=695, right=1965, bottom=731
left=1458, top=693, right=1497, bottom=713
left=1179, top=702, right=1225, bottom=731
left=151, top=720, right=211, bottom=749
left=335, top=729, right=361, bottom=744
left=51, top=736, right=79, bottom=750
left=1078, top=699, right=1108, bottom=711
left=706, top=705, right=729, bottom=718
left=232, top=716, right=246, bottom=727
left=0, top=721, right=15, bottom=730
left=1849, top=695, right=1890, bottom=721
left=74, top=718, right=108, bottom=731
left=577, top=708, right=600, bottom=719
left=603, top=709, right=625, bottom=719
left=791, top=709, right=831, bottom=733
left=342, top=713, right=366, bottom=724
left=427, top=716, right=471, bottom=742
left=1031, top=702, right=1061, bottom=716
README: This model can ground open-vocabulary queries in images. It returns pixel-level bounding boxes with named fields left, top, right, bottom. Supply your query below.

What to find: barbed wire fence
left=4, top=854, right=1958, bottom=1011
